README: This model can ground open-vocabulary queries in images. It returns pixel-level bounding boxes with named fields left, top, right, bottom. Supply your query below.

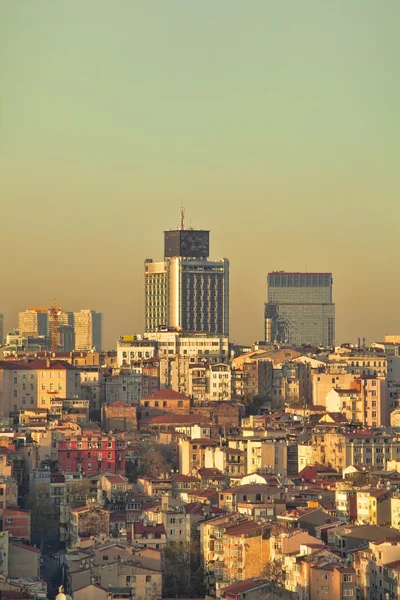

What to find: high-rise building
left=48, top=309, right=74, bottom=352
left=145, top=211, right=229, bottom=335
left=18, top=309, right=48, bottom=337
left=0, top=314, right=3, bottom=346
left=74, top=309, right=103, bottom=351
left=264, top=271, right=335, bottom=347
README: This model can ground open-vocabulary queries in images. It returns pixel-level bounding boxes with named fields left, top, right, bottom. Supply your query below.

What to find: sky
left=0, top=1, right=399, bottom=349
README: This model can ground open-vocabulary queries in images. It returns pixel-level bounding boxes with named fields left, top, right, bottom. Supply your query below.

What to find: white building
left=18, top=309, right=48, bottom=337
left=74, top=309, right=103, bottom=351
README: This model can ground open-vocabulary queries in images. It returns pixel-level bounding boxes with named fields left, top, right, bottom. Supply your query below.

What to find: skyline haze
left=1, top=1, right=399, bottom=347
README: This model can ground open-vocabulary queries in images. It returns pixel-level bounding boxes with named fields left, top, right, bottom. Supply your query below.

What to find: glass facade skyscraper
left=265, top=272, right=335, bottom=347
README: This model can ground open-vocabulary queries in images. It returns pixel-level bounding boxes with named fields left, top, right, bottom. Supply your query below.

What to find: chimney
left=46, top=358, right=51, bottom=368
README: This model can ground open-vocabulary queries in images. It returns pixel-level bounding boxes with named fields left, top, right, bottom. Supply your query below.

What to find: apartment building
left=335, top=483, right=357, bottom=522
left=68, top=503, right=110, bottom=545
left=30, top=359, right=82, bottom=410
left=308, top=429, right=400, bottom=471
left=326, top=376, right=388, bottom=427
left=74, top=309, right=103, bottom=351
left=140, top=389, right=191, bottom=414
left=356, top=488, right=392, bottom=526
left=356, top=536, right=400, bottom=600
left=58, top=433, right=126, bottom=475
left=309, top=561, right=356, bottom=600
left=179, top=438, right=218, bottom=474
left=0, top=361, right=37, bottom=416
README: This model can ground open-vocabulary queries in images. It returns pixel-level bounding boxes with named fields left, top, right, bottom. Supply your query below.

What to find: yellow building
left=356, top=488, right=391, bottom=525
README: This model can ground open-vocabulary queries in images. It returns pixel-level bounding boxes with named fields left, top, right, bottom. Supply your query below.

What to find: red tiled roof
left=141, top=389, right=189, bottom=401
left=222, top=579, right=274, bottom=595
left=140, top=413, right=211, bottom=425
left=171, top=474, right=198, bottom=483
left=133, top=523, right=166, bottom=536
left=105, top=474, right=127, bottom=484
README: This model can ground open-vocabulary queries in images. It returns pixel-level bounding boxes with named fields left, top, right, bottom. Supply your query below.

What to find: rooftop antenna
left=180, top=206, right=185, bottom=230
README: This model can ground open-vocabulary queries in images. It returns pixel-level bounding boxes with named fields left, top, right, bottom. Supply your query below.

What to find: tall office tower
left=48, top=310, right=74, bottom=352
left=74, top=309, right=103, bottom=351
left=264, top=272, right=335, bottom=347
left=0, top=314, right=3, bottom=345
left=18, top=309, right=49, bottom=337
left=144, top=210, right=229, bottom=335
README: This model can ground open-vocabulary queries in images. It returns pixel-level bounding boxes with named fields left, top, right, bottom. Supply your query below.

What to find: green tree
left=162, top=541, right=206, bottom=598
left=25, top=483, right=58, bottom=550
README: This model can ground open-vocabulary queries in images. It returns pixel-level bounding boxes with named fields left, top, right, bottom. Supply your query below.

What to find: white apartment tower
left=73, top=309, right=103, bottom=351
left=18, top=309, right=48, bottom=337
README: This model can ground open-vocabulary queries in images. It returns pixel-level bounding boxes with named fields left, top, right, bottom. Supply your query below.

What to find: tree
left=262, top=558, right=286, bottom=587
left=135, top=441, right=175, bottom=479
left=242, top=393, right=264, bottom=415
left=162, top=541, right=206, bottom=598
left=25, top=483, right=58, bottom=550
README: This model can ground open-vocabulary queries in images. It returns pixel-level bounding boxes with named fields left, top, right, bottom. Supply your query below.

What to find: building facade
left=18, top=309, right=48, bottom=337
left=145, top=215, right=229, bottom=336
left=265, top=272, right=335, bottom=347
left=74, top=309, right=103, bottom=351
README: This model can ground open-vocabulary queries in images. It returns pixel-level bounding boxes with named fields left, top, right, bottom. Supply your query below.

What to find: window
left=103, top=555, right=109, bottom=560
left=343, top=575, right=352, bottom=582
left=126, top=575, right=136, bottom=583
left=322, top=587, right=328, bottom=593
left=146, top=589, right=152, bottom=595
left=13, top=390, right=17, bottom=397
left=146, top=576, right=152, bottom=582
left=343, top=591, right=353, bottom=597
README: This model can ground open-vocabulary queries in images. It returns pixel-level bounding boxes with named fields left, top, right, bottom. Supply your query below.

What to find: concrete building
left=29, top=358, right=82, bottom=410
left=18, top=308, right=48, bottom=337
left=145, top=213, right=229, bottom=335
left=101, top=401, right=137, bottom=432
left=326, top=376, right=388, bottom=427
left=118, top=331, right=229, bottom=371
left=74, top=309, right=103, bottom=351
left=0, top=360, right=38, bottom=416
left=105, top=371, right=142, bottom=405
left=265, top=271, right=335, bottom=347
left=309, top=429, right=400, bottom=471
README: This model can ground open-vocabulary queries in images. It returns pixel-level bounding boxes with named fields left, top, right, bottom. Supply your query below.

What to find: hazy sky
left=1, top=1, right=399, bottom=348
